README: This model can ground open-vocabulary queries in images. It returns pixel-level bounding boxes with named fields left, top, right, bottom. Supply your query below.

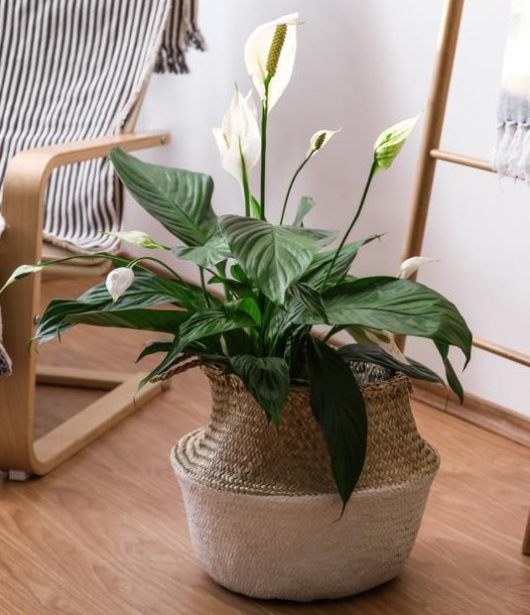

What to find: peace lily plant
left=2, top=13, right=472, bottom=507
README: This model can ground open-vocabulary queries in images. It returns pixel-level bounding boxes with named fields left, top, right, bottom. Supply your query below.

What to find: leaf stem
left=322, top=160, right=378, bottom=288
left=127, top=256, right=184, bottom=281
left=260, top=77, right=271, bottom=221
left=279, top=150, right=315, bottom=225
left=199, top=267, right=212, bottom=307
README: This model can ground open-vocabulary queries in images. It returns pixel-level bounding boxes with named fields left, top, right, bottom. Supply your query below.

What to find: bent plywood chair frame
left=0, top=131, right=170, bottom=478
left=400, top=0, right=530, bottom=555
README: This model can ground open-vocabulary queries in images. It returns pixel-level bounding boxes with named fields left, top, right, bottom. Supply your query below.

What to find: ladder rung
left=473, top=337, right=530, bottom=368
left=430, top=149, right=493, bottom=172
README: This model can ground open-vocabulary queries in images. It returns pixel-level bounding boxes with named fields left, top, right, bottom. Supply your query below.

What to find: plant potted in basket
left=2, top=13, right=472, bottom=602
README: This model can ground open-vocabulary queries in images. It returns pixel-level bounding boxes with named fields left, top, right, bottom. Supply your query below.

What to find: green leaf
left=110, top=148, right=218, bottom=246
left=306, top=338, right=367, bottom=507
left=220, top=215, right=334, bottom=304
left=290, top=283, right=328, bottom=323
left=293, top=196, right=315, bottom=227
left=226, top=297, right=262, bottom=325
left=318, top=277, right=472, bottom=362
left=172, top=233, right=231, bottom=268
left=435, top=341, right=464, bottom=403
left=35, top=269, right=208, bottom=343
left=66, top=309, right=190, bottom=333
left=338, top=343, right=444, bottom=385
left=230, top=355, right=290, bottom=426
left=137, top=340, right=174, bottom=362
left=176, top=308, right=257, bottom=353
left=301, top=235, right=380, bottom=288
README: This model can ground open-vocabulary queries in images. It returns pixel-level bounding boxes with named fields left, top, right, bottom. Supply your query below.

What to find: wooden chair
left=0, top=1, right=177, bottom=479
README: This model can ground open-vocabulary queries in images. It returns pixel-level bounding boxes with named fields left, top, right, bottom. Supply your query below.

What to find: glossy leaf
left=220, top=215, right=334, bottom=304
left=290, top=283, right=327, bottom=323
left=301, top=235, right=380, bottom=289
left=175, top=308, right=257, bottom=353
left=306, top=338, right=367, bottom=507
left=230, top=355, right=290, bottom=425
left=318, top=277, right=472, bottom=361
left=35, top=269, right=208, bottom=343
left=338, top=343, right=444, bottom=385
left=111, top=148, right=218, bottom=246
left=435, top=341, right=464, bottom=403
left=172, top=233, right=231, bottom=268
left=66, top=309, right=190, bottom=333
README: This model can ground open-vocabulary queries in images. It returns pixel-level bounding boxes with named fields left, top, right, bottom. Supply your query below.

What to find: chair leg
left=523, top=511, right=530, bottom=556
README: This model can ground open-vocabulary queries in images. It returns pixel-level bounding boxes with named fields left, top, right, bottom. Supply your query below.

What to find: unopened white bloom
left=398, top=256, right=437, bottom=279
left=244, top=13, right=303, bottom=110
left=213, top=88, right=261, bottom=183
left=374, top=115, right=419, bottom=171
left=106, top=267, right=135, bottom=302
left=307, top=129, right=340, bottom=157
left=109, top=230, right=167, bottom=250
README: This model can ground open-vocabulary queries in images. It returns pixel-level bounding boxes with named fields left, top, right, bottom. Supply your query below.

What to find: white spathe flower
left=106, top=267, right=135, bottom=302
left=374, top=115, right=419, bottom=171
left=109, top=230, right=167, bottom=250
left=244, top=13, right=303, bottom=110
left=307, top=129, right=340, bottom=157
left=213, top=88, right=261, bottom=183
left=398, top=256, right=437, bottom=279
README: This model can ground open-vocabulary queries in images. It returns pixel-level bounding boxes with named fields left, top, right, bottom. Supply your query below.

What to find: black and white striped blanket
left=0, top=0, right=203, bottom=375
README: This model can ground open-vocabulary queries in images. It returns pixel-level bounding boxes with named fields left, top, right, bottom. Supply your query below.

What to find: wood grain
left=0, top=277, right=528, bottom=614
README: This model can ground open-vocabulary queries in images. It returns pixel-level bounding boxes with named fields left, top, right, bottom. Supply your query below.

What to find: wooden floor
left=1, top=278, right=529, bottom=614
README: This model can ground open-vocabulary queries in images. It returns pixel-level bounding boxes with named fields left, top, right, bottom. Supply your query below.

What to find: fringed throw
left=156, top=0, right=206, bottom=74
left=493, top=0, right=530, bottom=179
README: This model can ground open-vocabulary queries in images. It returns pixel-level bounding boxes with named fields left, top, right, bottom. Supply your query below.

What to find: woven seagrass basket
left=171, top=362, right=440, bottom=601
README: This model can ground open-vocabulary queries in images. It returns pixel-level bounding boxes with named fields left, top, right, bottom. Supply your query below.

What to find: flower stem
left=239, top=140, right=251, bottom=217
left=128, top=256, right=184, bottom=281
left=280, top=150, right=315, bottom=225
left=260, top=77, right=271, bottom=220
left=322, top=160, right=378, bottom=288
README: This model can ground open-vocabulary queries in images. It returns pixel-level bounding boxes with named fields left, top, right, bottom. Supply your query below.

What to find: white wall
left=124, top=0, right=530, bottom=417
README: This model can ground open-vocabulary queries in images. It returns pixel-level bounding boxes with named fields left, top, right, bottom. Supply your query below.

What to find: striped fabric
left=0, top=0, right=203, bottom=375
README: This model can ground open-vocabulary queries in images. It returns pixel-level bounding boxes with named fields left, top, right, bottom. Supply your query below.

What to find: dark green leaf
left=290, top=283, right=328, bottom=323
left=220, top=215, right=335, bottom=304
left=66, top=309, right=190, bottom=333
left=293, top=196, right=315, bottom=227
left=36, top=269, right=207, bottom=343
left=111, top=148, right=218, bottom=246
left=226, top=297, right=262, bottom=325
left=176, top=308, right=257, bottom=353
left=230, top=355, right=290, bottom=426
left=318, top=277, right=472, bottom=362
left=301, top=235, right=380, bottom=288
left=338, top=343, right=444, bottom=385
left=306, top=338, right=367, bottom=507
left=172, top=233, right=231, bottom=268
left=435, top=341, right=464, bottom=403
left=137, top=340, right=174, bottom=362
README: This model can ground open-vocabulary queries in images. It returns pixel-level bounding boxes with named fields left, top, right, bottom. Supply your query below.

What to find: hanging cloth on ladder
left=493, top=0, right=530, bottom=179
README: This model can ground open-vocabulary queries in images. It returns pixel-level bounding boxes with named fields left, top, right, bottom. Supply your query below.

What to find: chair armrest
left=3, top=131, right=169, bottom=194
left=0, top=131, right=169, bottom=268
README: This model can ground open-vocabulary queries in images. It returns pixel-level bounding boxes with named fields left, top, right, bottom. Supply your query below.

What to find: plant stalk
left=239, top=140, right=251, bottom=217
left=199, top=267, right=212, bottom=307
left=260, top=77, right=271, bottom=220
left=322, top=161, right=378, bottom=287
left=279, top=150, right=315, bottom=225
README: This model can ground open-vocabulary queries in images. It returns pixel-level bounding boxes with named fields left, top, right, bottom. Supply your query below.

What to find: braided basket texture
left=171, top=362, right=439, bottom=601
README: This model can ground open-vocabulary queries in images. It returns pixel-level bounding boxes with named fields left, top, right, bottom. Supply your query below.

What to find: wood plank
left=412, top=381, right=530, bottom=449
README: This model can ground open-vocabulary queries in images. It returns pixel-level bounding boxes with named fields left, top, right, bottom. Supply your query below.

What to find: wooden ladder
left=400, top=0, right=530, bottom=555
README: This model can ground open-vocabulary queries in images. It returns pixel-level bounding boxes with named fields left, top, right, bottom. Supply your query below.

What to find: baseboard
left=411, top=381, right=530, bottom=449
